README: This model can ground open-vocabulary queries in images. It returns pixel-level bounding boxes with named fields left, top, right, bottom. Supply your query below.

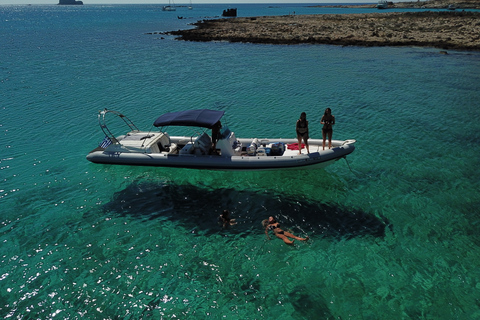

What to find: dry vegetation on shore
left=329, top=0, right=480, bottom=9
left=168, top=11, right=480, bottom=51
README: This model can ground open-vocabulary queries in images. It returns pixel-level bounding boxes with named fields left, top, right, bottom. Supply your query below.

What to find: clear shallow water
left=1, top=3, right=480, bottom=319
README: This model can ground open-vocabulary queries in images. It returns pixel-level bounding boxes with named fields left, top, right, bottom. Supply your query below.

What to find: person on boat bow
left=296, top=112, right=310, bottom=154
left=320, top=108, right=335, bottom=150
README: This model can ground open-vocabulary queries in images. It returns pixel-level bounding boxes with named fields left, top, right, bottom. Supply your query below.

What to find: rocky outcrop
left=169, top=11, right=480, bottom=51
left=222, top=8, right=237, bottom=17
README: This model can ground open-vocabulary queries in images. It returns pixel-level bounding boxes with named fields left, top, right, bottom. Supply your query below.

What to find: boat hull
left=86, top=137, right=355, bottom=171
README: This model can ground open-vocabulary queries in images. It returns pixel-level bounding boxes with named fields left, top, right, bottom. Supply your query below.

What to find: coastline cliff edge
left=167, top=1, right=480, bottom=51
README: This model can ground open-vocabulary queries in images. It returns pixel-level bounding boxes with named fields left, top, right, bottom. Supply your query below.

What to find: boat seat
left=156, top=133, right=175, bottom=153
left=193, top=132, right=211, bottom=155
left=216, top=130, right=241, bottom=156
left=180, top=142, right=194, bottom=154
left=168, top=143, right=177, bottom=154
left=160, top=143, right=177, bottom=154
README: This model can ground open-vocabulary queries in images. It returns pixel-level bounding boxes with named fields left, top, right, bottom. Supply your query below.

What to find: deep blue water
left=1, top=3, right=480, bottom=319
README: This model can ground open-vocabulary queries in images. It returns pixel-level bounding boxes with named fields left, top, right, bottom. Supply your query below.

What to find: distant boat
left=447, top=4, right=456, bottom=10
left=58, top=0, right=83, bottom=4
left=376, top=0, right=388, bottom=9
left=162, top=0, right=176, bottom=11
left=188, top=0, right=192, bottom=10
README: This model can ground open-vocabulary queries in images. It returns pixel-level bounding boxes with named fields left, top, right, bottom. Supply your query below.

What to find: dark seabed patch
left=100, top=181, right=391, bottom=240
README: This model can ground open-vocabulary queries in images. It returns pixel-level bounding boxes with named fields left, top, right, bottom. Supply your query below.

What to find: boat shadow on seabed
left=100, top=181, right=392, bottom=240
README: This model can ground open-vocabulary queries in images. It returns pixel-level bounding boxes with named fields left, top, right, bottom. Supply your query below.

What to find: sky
left=0, top=0, right=409, bottom=5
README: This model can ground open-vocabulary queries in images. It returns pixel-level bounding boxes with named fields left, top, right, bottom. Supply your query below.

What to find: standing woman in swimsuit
left=296, top=112, right=310, bottom=154
left=263, top=216, right=309, bottom=245
left=320, top=108, right=335, bottom=150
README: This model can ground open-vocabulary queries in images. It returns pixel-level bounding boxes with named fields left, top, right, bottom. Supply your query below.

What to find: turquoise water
left=1, top=3, right=480, bottom=319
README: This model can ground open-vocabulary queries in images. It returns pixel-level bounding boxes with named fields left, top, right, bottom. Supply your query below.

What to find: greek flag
left=100, top=136, right=112, bottom=148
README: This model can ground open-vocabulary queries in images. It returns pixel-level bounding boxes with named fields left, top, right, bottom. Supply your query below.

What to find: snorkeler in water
left=219, top=209, right=236, bottom=228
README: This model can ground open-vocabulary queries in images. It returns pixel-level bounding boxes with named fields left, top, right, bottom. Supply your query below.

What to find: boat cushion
left=194, top=133, right=211, bottom=155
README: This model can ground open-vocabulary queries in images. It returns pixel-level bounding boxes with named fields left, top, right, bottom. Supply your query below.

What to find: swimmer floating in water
left=263, top=216, right=309, bottom=245
left=219, top=210, right=236, bottom=228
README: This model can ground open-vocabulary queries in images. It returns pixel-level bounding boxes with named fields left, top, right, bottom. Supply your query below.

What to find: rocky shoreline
left=168, top=10, right=480, bottom=51
left=328, top=0, right=480, bottom=9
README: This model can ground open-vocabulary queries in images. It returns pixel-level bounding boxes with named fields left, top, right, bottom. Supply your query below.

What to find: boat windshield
left=220, top=125, right=231, bottom=139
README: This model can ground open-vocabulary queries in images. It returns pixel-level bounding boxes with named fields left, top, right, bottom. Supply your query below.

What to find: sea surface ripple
left=1, top=4, right=480, bottom=319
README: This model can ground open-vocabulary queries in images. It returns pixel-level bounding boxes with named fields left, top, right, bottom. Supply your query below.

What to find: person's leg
left=284, top=231, right=309, bottom=241
left=327, top=130, right=333, bottom=149
left=297, top=136, right=302, bottom=155
left=275, top=233, right=294, bottom=245
left=322, top=130, right=326, bottom=150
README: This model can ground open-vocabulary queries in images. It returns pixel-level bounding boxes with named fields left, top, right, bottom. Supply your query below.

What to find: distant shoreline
left=168, top=11, right=480, bottom=51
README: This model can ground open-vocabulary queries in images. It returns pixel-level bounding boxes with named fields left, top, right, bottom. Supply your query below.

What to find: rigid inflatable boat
left=86, top=109, right=356, bottom=170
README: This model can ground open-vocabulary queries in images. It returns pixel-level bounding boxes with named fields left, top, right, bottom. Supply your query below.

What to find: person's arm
left=331, top=115, right=335, bottom=125
left=219, top=216, right=226, bottom=228
left=320, top=115, right=325, bottom=125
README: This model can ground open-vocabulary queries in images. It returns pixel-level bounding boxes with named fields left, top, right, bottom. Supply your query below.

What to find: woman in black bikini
left=320, top=108, right=335, bottom=150
left=263, top=216, right=309, bottom=245
left=296, top=112, right=310, bottom=154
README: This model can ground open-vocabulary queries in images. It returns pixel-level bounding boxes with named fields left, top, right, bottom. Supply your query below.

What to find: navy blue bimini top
left=153, top=109, right=225, bottom=129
